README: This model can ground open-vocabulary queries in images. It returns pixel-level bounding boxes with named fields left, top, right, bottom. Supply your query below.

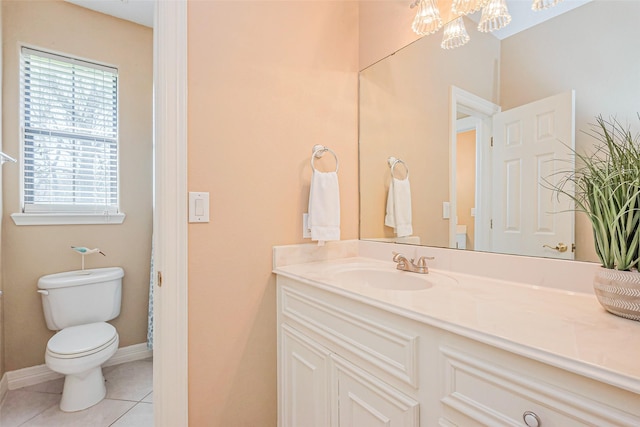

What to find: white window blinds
left=20, top=47, right=119, bottom=214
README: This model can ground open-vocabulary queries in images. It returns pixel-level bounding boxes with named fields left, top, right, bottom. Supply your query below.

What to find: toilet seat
left=47, top=322, right=118, bottom=359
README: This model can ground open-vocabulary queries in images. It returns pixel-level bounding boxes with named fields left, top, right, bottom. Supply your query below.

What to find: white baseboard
left=0, top=372, right=8, bottom=404
left=4, top=343, right=152, bottom=391
left=103, top=343, right=153, bottom=368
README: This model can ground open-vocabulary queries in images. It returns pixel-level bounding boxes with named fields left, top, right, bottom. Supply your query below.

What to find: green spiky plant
left=553, top=115, right=640, bottom=270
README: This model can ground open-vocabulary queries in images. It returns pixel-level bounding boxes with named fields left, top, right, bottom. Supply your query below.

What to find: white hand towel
left=385, top=177, right=413, bottom=237
left=308, top=170, right=340, bottom=244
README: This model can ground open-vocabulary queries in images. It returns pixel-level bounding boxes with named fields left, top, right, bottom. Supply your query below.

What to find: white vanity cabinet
left=280, top=324, right=419, bottom=427
left=278, top=277, right=425, bottom=427
left=437, top=335, right=640, bottom=427
left=276, top=273, right=640, bottom=427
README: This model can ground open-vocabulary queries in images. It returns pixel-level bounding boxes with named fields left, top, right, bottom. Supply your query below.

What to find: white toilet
left=38, top=267, right=124, bottom=412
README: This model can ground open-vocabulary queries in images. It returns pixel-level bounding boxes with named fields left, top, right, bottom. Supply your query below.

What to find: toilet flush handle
left=37, top=290, right=49, bottom=296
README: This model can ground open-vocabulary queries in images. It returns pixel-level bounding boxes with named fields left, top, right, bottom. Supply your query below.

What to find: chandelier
left=411, top=0, right=565, bottom=49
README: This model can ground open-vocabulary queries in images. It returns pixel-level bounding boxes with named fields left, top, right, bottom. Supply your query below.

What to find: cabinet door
left=333, top=355, right=419, bottom=427
left=280, top=325, right=331, bottom=427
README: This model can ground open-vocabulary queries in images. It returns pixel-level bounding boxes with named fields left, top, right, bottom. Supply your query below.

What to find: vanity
left=274, top=241, right=640, bottom=427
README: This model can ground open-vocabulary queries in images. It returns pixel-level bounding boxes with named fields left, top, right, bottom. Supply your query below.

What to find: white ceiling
left=64, top=0, right=154, bottom=28
left=467, top=0, right=593, bottom=40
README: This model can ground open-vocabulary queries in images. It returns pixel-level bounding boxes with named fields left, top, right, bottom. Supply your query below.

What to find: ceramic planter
left=593, top=268, right=640, bottom=321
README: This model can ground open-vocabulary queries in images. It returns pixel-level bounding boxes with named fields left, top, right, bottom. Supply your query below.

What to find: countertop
left=274, top=256, right=640, bottom=394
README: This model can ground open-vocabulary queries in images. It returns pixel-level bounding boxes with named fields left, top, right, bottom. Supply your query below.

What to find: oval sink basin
left=330, top=268, right=456, bottom=291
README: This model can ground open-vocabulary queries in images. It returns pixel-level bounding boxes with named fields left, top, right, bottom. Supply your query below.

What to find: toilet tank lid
left=38, top=267, right=124, bottom=290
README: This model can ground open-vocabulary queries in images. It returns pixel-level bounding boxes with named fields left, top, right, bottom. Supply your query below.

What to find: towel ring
left=388, top=156, right=409, bottom=179
left=311, top=144, right=339, bottom=173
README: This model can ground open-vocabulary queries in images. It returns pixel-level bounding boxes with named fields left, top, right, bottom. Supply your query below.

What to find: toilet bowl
left=45, top=322, right=119, bottom=412
left=38, top=267, right=124, bottom=412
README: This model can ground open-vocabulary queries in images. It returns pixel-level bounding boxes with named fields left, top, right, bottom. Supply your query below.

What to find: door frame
left=449, top=86, right=500, bottom=252
left=153, top=0, right=189, bottom=425
left=455, top=116, right=482, bottom=250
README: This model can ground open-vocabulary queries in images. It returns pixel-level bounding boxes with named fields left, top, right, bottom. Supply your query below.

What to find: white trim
left=3, top=343, right=152, bottom=391
left=0, top=372, right=8, bottom=404
left=449, top=86, right=500, bottom=253
left=153, top=0, right=189, bottom=426
left=10, top=212, right=125, bottom=226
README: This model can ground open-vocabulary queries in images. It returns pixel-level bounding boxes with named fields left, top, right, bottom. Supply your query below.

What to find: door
left=491, top=91, right=575, bottom=259
left=280, top=325, right=331, bottom=427
left=333, top=355, right=419, bottom=427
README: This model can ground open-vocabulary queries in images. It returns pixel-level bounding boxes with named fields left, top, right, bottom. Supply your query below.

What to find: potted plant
left=553, top=115, right=640, bottom=321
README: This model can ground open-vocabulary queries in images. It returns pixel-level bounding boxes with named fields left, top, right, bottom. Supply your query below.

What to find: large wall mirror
left=359, top=0, right=640, bottom=263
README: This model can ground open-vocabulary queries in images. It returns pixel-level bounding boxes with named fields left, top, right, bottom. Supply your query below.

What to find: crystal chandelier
left=451, top=0, right=490, bottom=16
left=477, top=0, right=512, bottom=33
left=441, top=17, right=470, bottom=49
left=411, top=0, right=565, bottom=50
left=532, top=0, right=564, bottom=11
left=411, top=0, right=443, bottom=36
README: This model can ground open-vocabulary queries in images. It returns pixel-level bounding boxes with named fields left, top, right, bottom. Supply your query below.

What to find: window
left=13, top=47, right=124, bottom=225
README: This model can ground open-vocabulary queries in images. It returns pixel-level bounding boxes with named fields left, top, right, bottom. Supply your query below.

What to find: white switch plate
left=189, top=192, right=210, bottom=223
left=303, top=213, right=311, bottom=238
left=442, top=201, right=450, bottom=219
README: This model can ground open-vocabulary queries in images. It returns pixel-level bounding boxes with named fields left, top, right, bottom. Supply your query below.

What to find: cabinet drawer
left=279, top=284, right=419, bottom=387
left=439, top=346, right=640, bottom=427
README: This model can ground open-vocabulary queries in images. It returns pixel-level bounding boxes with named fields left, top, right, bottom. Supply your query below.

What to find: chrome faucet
left=392, top=252, right=434, bottom=274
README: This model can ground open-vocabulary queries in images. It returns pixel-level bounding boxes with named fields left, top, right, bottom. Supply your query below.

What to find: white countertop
left=274, top=256, right=640, bottom=394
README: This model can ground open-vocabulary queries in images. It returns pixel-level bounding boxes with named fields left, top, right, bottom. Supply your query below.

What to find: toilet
left=37, top=267, right=124, bottom=412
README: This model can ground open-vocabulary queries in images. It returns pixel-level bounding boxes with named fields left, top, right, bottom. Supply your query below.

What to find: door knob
left=543, top=243, right=568, bottom=252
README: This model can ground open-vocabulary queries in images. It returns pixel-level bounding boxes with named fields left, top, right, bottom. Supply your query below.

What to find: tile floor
left=0, top=359, right=153, bottom=427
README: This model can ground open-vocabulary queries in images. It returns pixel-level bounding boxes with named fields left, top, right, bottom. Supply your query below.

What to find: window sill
left=11, top=212, right=126, bottom=226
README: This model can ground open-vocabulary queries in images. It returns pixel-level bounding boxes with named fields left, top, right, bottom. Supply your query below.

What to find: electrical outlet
left=303, top=213, right=311, bottom=238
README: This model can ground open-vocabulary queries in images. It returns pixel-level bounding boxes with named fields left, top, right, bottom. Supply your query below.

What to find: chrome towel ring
left=388, top=156, right=409, bottom=179
left=311, top=144, right=339, bottom=173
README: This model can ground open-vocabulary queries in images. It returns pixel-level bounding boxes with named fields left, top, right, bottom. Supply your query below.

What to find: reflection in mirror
left=359, top=0, right=640, bottom=263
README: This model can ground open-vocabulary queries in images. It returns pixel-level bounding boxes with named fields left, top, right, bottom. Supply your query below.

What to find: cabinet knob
left=523, top=411, right=541, bottom=427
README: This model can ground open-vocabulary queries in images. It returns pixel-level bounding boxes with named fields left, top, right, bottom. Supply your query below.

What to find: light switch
left=189, top=192, right=210, bottom=223
left=442, top=201, right=450, bottom=219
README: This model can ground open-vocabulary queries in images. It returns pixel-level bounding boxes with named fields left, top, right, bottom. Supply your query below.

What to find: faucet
left=392, top=252, right=434, bottom=274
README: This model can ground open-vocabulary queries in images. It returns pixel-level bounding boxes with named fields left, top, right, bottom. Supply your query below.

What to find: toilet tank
left=38, top=267, right=124, bottom=330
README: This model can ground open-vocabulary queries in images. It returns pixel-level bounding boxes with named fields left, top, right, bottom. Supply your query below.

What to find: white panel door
left=491, top=91, right=575, bottom=259
left=333, top=355, right=419, bottom=427
left=280, top=325, right=331, bottom=427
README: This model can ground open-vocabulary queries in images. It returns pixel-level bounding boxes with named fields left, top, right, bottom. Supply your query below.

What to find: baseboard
left=0, top=372, right=8, bottom=404
left=5, top=342, right=152, bottom=390
left=103, top=342, right=153, bottom=368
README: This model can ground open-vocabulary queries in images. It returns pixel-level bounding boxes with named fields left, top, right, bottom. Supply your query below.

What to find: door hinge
left=490, top=219, right=493, bottom=229
left=490, top=136, right=494, bottom=147
left=157, top=271, right=163, bottom=287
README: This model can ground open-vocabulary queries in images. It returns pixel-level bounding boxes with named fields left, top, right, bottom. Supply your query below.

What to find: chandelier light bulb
left=532, top=0, right=564, bottom=11
left=441, top=17, right=470, bottom=49
left=411, top=0, right=443, bottom=36
left=477, top=0, right=512, bottom=33
left=451, top=0, right=490, bottom=16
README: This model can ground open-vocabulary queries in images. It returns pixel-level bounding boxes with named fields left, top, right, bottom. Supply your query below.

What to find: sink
left=330, top=268, right=456, bottom=291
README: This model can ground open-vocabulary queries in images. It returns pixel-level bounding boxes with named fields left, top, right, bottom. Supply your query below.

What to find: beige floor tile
left=110, top=402, right=153, bottom=427
left=0, top=390, right=60, bottom=427
left=21, top=377, right=65, bottom=395
left=21, top=398, right=136, bottom=427
left=141, top=391, right=153, bottom=403
left=104, top=359, right=153, bottom=402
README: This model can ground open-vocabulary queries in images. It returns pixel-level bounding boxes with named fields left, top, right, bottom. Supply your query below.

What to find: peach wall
left=1, top=1, right=153, bottom=370
left=187, top=1, right=358, bottom=425
left=359, top=0, right=454, bottom=70
left=456, top=130, right=475, bottom=250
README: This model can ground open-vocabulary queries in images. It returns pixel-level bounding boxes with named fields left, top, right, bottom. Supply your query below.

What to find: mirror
left=359, top=0, right=640, bottom=263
